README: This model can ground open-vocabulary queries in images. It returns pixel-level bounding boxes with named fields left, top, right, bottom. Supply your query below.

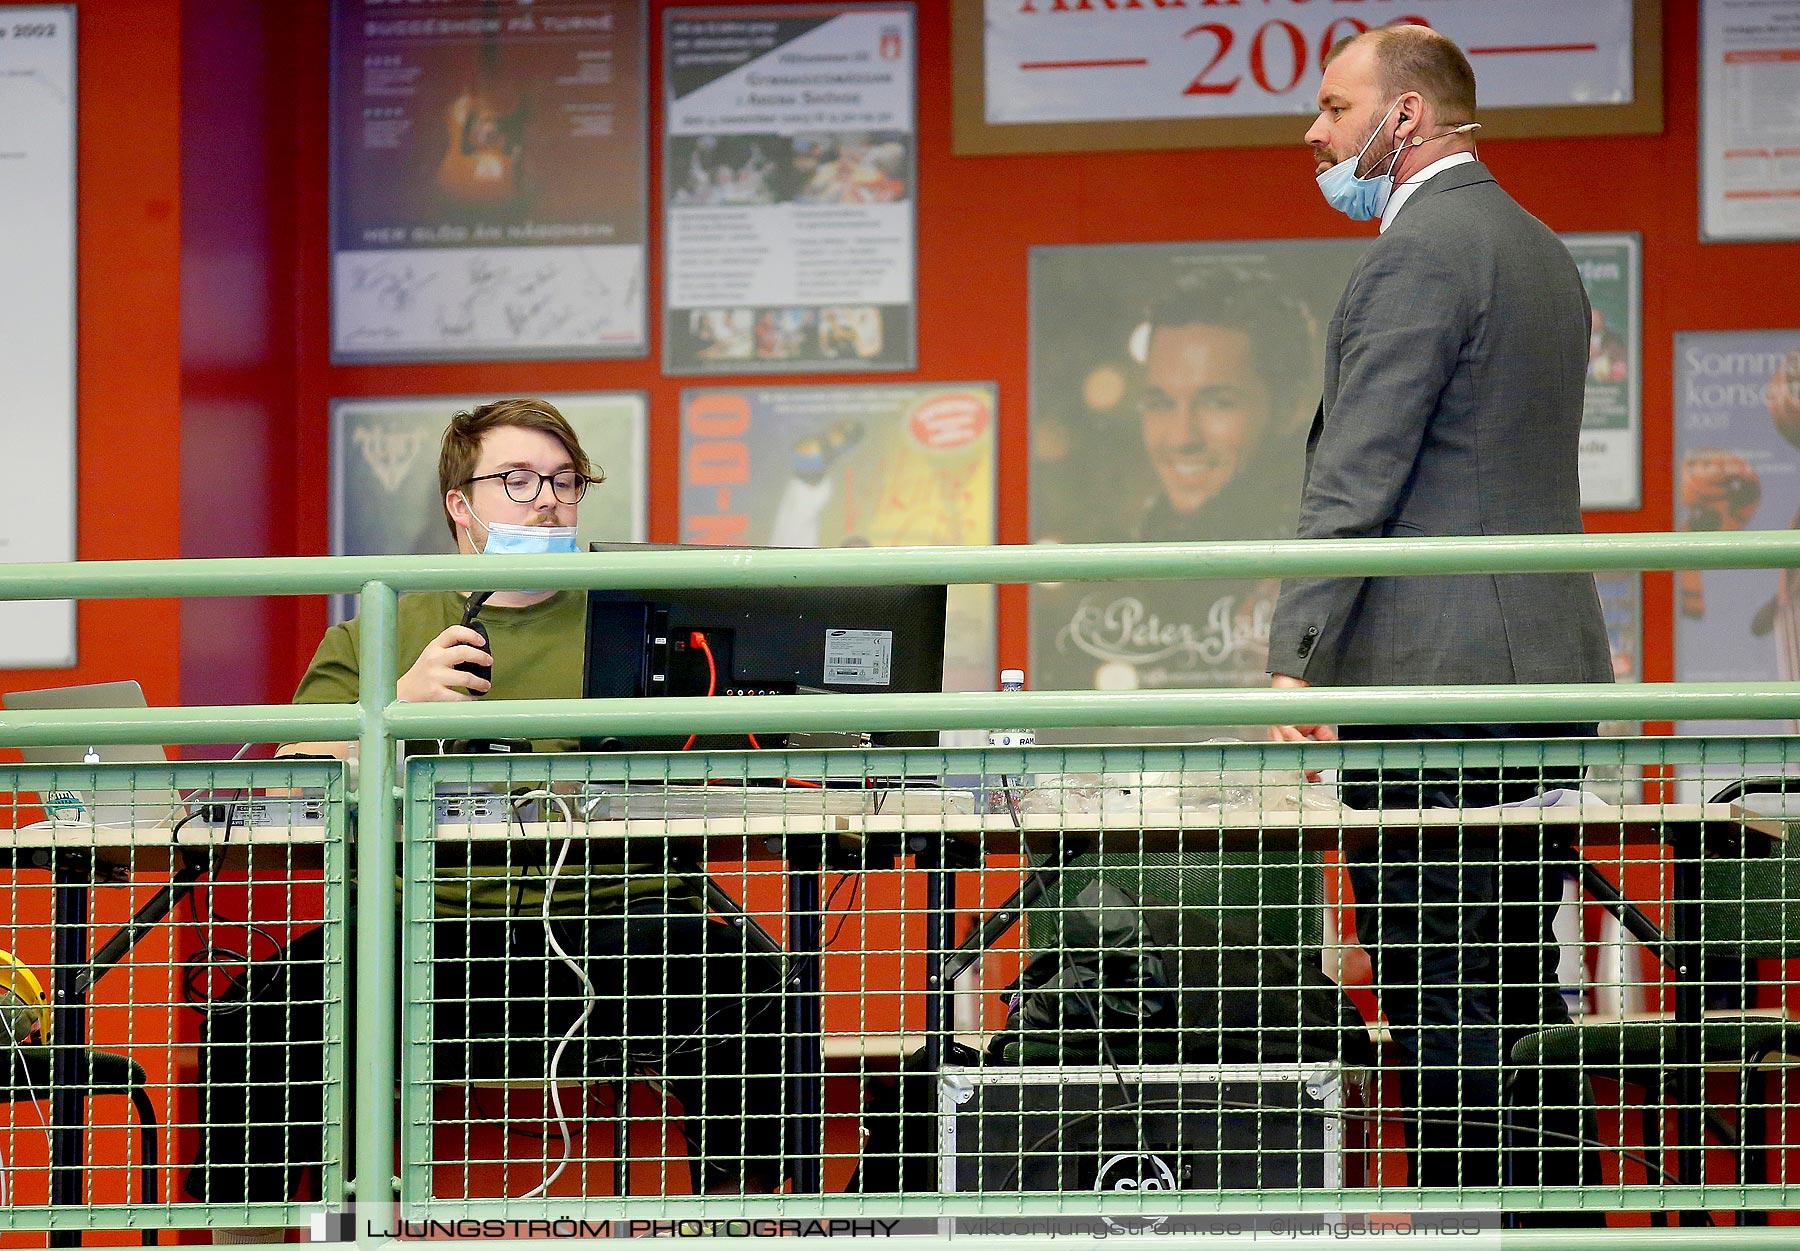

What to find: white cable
left=505, top=791, right=595, bottom=1201
left=5, top=1026, right=56, bottom=1200
left=17, top=819, right=157, bottom=831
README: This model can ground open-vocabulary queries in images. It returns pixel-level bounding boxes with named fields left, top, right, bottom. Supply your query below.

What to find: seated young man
left=186, top=399, right=788, bottom=1232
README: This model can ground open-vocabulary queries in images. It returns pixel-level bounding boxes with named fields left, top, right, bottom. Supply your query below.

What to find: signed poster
left=1028, top=240, right=1364, bottom=740
left=679, top=383, right=995, bottom=692
left=329, top=0, right=648, bottom=361
left=329, top=393, right=646, bottom=620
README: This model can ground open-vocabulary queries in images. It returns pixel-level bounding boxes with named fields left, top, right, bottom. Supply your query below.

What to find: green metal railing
left=0, top=533, right=1797, bottom=1245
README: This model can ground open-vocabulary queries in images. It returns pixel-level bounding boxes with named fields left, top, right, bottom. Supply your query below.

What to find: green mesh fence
left=0, top=759, right=347, bottom=1236
left=375, top=737, right=1800, bottom=1235
left=3, top=539, right=1800, bottom=1243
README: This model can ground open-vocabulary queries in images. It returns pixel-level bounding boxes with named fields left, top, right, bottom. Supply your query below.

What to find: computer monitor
left=580, top=554, right=948, bottom=753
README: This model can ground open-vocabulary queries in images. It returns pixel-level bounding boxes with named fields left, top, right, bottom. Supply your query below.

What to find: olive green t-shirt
left=296, top=590, right=701, bottom=918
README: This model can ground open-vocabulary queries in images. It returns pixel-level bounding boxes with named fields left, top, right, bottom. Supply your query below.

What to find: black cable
left=177, top=790, right=286, bottom=1015
left=179, top=789, right=245, bottom=925
left=821, top=872, right=861, bottom=952
left=129, top=1085, right=159, bottom=1240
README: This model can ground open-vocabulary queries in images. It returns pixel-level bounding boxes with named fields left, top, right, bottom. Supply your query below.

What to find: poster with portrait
left=1028, top=240, right=1365, bottom=740
left=330, top=392, right=646, bottom=621
left=329, top=0, right=648, bottom=362
left=1564, top=234, right=1641, bottom=510
left=1701, top=0, right=1800, bottom=241
left=678, top=384, right=995, bottom=692
left=1672, top=331, right=1800, bottom=763
left=663, top=4, right=916, bottom=374
left=0, top=5, right=75, bottom=668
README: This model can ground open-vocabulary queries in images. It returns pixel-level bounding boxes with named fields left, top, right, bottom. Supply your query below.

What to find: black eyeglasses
left=463, top=468, right=601, bottom=505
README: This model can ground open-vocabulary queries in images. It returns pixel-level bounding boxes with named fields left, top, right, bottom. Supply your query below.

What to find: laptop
left=3, top=681, right=179, bottom=826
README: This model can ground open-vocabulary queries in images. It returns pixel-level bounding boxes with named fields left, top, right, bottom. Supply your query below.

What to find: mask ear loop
left=458, top=490, right=492, bottom=553
left=1356, top=98, right=1407, bottom=180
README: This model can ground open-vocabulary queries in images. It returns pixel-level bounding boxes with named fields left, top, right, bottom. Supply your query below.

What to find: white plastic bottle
left=983, top=669, right=1035, bottom=815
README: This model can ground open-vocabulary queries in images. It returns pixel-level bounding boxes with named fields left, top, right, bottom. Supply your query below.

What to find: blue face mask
left=462, top=496, right=579, bottom=555
left=482, top=521, right=578, bottom=555
left=1316, top=98, right=1403, bottom=221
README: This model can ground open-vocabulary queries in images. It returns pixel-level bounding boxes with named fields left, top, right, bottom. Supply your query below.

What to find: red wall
left=0, top=0, right=183, bottom=711
left=0, top=6, right=189, bottom=1223
left=252, top=0, right=1784, bottom=699
left=0, top=1, right=1787, bottom=710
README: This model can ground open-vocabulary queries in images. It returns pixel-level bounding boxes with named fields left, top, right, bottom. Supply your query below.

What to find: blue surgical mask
left=462, top=497, right=579, bottom=555
left=1316, top=99, right=1403, bottom=221
left=482, top=521, right=578, bottom=555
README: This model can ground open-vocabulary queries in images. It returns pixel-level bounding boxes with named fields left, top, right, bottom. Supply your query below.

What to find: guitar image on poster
left=436, top=3, right=529, bottom=206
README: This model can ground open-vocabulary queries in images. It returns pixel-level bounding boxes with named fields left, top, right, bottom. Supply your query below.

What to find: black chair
left=1, top=1045, right=159, bottom=1243
left=1507, top=780, right=1800, bottom=1222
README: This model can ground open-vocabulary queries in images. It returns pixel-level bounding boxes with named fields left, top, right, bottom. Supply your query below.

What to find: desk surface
left=430, top=800, right=1777, bottom=858
left=7, top=800, right=1778, bottom=857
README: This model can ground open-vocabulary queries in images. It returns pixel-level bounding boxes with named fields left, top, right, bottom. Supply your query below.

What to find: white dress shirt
left=1380, top=150, right=1477, bottom=233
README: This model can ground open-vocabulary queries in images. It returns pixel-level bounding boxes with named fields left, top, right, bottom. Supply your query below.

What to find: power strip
left=433, top=789, right=510, bottom=824
left=194, top=794, right=328, bottom=828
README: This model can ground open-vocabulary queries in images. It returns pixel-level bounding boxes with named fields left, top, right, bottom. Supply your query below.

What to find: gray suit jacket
left=1266, top=161, right=1612, bottom=688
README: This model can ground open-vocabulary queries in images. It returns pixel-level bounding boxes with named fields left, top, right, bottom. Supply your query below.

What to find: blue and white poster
left=663, top=4, right=916, bottom=374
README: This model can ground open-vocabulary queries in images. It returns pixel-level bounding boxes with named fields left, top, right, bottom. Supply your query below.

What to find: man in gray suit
left=1266, top=26, right=1611, bottom=1203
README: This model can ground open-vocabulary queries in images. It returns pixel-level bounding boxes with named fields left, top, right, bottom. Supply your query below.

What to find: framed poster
left=663, top=4, right=916, bottom=374
left=1596, top=572, right=1644, bottom=685
left=1587, top=571, right=1643, bottom=805
left=954, top=0, right=1660, bottom=155
left=329, top=0, right=649, bottom=362
left=1672, top=330, right=1800, bottom=749
left=1700, top=0, right=1800, bottom=241
left=678, top=384, right=994, bottom=692
left=329, top=393, right=647, bottom=620
left=1028, top=239, right=1366, bottom=739
left=1564, top=233, right=1642, bottom=510
left=0, top=5, right=76, bottom=668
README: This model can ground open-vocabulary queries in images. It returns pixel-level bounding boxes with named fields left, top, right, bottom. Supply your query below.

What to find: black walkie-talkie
left=455, top=592, right=495, bottom=692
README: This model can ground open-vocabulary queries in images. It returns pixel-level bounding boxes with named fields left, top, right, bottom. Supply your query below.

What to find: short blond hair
left=437, top=398, right=592, bottom=538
